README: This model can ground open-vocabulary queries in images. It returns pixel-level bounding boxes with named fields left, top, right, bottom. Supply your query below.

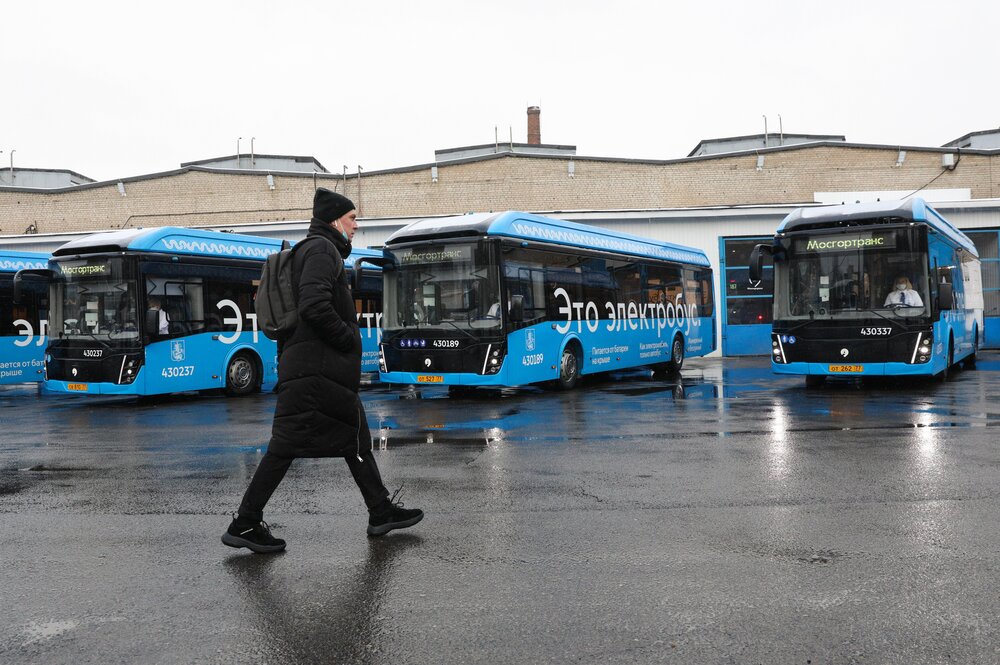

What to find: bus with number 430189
left=749, top=198, right=983, bottom=385
left=374, top=211, right=716, bottom=389
left=15, top=227, right=384, bottom=397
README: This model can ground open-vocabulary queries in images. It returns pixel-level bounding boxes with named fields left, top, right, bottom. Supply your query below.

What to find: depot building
left=3, top=107, right=1000, bottom=355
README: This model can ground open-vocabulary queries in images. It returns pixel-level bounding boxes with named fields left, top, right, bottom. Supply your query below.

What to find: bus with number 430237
left=15, top=227, right=384, bottom=397
left=749, top=198, right=983, bottom=386
left=1, top=250, right=50, bottom=385
left=372, top=211, right=716, bottom=390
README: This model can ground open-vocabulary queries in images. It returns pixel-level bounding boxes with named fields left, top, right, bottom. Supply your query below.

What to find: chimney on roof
left=527, top=106, right=541, bottom=145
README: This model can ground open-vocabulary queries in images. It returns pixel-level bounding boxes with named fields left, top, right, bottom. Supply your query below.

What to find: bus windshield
left=51, top=257, right=141, bottom=343
left=384, top=242, right=502, bottom=332
left=773, top=226, right=930, bottom=321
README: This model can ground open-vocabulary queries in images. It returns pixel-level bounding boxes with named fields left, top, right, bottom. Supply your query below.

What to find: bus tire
left=966, top=328, right=979, bottom=369
left=937, top=338, right=954, bottom=383
left=225, top=351, right=259, bottom=396
left=558, top=343, right=581, bottom=390
left=666, top=335, right=684, bottom=373
left=805, top=375, right=826, bottom=389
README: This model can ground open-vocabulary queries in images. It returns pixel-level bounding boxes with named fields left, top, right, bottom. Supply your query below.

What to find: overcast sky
left=5, top=0, right=998, bottom=183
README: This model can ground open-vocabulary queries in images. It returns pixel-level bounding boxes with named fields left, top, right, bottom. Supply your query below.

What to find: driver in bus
left=883, top=275, right=923, bottom=307
left=147, top=296, right=171, bottom=334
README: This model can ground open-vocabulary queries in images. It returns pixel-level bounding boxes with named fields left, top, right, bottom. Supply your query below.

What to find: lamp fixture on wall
left=895, top=150, right=906, bottom=167
left=266, top=174, right=275, bottom=190
left=431, top=165, right=438, bottom=183
left=117, top=181, right=127, bottom=197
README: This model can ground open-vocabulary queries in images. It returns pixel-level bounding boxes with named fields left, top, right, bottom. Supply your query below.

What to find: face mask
left=895, top=283, right=907, bottom=291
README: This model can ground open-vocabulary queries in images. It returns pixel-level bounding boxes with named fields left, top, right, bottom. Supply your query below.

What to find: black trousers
left=237, top=449, right=389, bottom=523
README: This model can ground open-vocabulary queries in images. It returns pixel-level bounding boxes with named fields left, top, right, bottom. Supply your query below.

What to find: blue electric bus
left=750, top=199, right=982, bottom=385
left=377, top=211, right=716, bottom=389
left=26, top=227, right=383, bottom=397
left=1, top=251, right=50, bottom=385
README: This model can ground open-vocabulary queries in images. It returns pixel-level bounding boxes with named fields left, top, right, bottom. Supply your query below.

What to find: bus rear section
left=377, top=211, right=716, bottom=389
left=2, top=251, right=49, bottom=385
left=756, top=199, right=981, bottom=383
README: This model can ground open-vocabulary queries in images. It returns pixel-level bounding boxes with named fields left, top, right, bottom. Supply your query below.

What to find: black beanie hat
left=312, top=188, right=355, bottom=223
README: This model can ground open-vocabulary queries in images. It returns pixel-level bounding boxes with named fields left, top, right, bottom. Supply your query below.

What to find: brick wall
left=1, top=145, right=996, bottom=235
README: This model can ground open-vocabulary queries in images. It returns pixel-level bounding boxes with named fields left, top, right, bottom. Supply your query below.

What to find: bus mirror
left=352, top=255, right=390, bottom=289
left=382, top=250, right=398, bottom=272
left=510, top=295, right=525, bottom=322
left=12, top=268, right=53, bottom=304
left=144, top=309, right=160, bottom=336
left=937, top=282, right=954, bottom=310
left=748, top=244, right=771, bottom=283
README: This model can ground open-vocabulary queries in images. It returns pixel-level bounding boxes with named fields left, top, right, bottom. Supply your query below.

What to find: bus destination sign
left=796, top=232, right=897, bottom=254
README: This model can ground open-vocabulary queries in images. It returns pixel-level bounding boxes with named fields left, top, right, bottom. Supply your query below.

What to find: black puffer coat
left=267, top=219, right=369, bottom=458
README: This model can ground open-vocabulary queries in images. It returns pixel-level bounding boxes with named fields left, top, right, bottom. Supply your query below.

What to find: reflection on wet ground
left=360, top=354, right=1000, bottom=449
left=5, top=355, right=997, bottom=457
left=3, top=354, right=1000, bottom=664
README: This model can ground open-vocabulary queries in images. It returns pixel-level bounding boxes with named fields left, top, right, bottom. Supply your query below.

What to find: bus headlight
left=378, top=344, right=387, bottom=373
left=119, top=356, right=143, bottom=384
left=911, top=333, right=932, bottom=364
left=771, top=337, right=786, bottom=364
left=483, top=344, right=505, bottom=374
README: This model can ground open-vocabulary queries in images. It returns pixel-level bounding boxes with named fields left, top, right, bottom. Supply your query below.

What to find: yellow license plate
left=828, top=365, right=863, bottom=373
left=416, top=375, right=443, bottom=383
left=67, top=383, right=88, bottom=391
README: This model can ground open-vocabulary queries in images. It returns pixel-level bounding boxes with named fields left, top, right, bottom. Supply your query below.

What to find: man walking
left=223, top=188, right=423, bottom=553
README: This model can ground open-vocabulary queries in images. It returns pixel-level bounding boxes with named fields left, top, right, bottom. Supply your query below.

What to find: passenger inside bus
left=883, top=275, right=923, bottom=307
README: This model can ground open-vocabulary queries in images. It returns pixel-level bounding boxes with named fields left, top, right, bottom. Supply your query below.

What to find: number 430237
left=161, top=366, right=195, bottom=378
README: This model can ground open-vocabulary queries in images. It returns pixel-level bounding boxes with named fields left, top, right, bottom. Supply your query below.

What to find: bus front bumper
left=43, top=378, right=142, bottom=396
left=379, top=369, right=510, bottom=387
left=772, top=360, right=941, bottom=377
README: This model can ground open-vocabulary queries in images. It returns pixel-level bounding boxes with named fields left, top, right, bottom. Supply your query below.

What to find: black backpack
left=256, top=236, right=337, bottom=341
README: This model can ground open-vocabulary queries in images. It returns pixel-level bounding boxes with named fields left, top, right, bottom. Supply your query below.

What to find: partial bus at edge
left=1, top=251, right=49, bottom=385
left=377, top=211, right=716, bottom=389
left=24, top=227, right=384, bottom=397
left=750, top=198, right=983, bottom=386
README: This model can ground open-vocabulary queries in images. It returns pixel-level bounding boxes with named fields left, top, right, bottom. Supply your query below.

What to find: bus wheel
left=805, top=375, right=826, bottom=389
left=558, top=344, right=581, bottom=390
left=225, top=352, right=259, bottom=396
left=666, top=335, right=685, bottom=373
left=937, top=339, right=954, bottom=383
left=966, top=328, right=979, bottom=369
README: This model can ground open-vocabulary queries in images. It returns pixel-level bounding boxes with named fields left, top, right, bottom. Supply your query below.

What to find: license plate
left=67, top=383, right=88, bottom=391
left=828, top=365, right=863, bottom=373
left=416, top=375, right=443, bottom=383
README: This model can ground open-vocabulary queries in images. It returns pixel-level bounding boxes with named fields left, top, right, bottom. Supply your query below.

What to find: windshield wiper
left=66, top=331, right=114, bottom=351
left=434, top=319, right=481, bottom=341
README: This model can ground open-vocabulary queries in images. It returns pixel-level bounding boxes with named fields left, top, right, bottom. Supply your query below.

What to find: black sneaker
left=222, top=515, right=286, bottom=553
left=368, top=486, right=424, bottom=537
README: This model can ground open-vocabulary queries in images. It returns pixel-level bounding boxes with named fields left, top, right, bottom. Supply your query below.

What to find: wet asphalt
left=1, top=356, right=998, bottom=664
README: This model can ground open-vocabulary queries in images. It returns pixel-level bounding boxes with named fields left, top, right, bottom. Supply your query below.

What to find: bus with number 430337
left=749, top=198, right=983, bottom=386
left=15, top=227, right=385, bottom=397
left=373, top=211, right=716, bottom=390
